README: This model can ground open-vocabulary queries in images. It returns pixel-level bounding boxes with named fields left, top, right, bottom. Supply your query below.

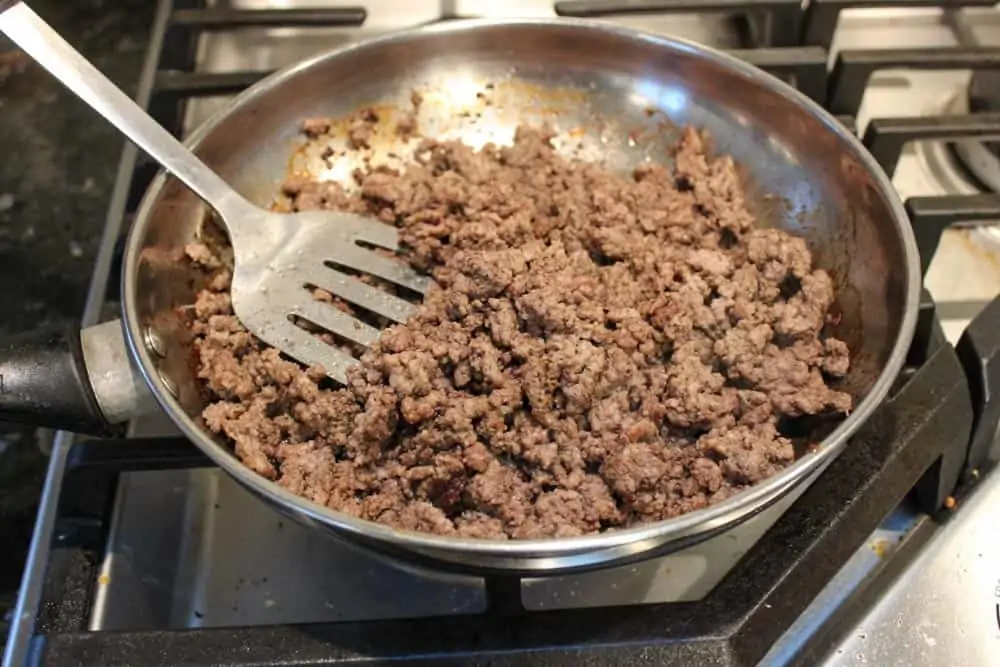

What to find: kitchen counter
left=0, top=0, right=153, bottom=643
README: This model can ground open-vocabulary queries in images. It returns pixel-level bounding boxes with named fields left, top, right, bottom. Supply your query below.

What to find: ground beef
left=187, top=121, right=852, bottom=540
left=346, top=107, right=379, bottom=149
left=300, top=116, right=331, bottom=138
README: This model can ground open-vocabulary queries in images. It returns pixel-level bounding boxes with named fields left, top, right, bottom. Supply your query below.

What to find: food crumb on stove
left=871, top=538, right=891, bottom=558
left=187, top=120, right=852, bottom=540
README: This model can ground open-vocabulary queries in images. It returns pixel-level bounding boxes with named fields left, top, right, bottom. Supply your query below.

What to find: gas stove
left=5, top=1, right=1000, bottom=666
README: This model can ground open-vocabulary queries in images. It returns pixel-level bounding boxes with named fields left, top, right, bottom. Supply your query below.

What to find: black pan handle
left=0, top=323, right=116, bottom=436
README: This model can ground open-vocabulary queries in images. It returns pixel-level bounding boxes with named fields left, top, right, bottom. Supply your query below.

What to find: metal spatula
left=0, top=2, right=433, bottom=383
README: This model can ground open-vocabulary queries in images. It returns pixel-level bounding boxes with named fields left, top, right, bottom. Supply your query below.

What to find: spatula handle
left=0, top=2, right=253, bottom=220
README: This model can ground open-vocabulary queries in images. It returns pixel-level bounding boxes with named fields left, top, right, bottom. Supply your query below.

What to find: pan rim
left=122, top=17, right=920, bottom=563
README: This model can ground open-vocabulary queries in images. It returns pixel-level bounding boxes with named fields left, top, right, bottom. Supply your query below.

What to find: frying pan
left=0, top=11, right=919, bottom=574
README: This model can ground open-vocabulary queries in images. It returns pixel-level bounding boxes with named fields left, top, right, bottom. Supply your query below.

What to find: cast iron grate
left=799, top=0, right=997, bottom=49
left=554, top=0, right=806, bottom=47
left=848, top=44, right=1000, bottom=477
left=26, top=293, right=982, bottom=667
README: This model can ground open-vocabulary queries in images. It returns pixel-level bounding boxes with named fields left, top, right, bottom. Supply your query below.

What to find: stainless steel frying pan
left=0, top=11, right=919, bottom=574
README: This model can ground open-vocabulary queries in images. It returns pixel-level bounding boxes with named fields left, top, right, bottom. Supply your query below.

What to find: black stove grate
left=969, top=68, right=1000, bottom=157
left=170, top=7, right=368, bottom=28
left=8, top=1, right=1000, bottom=666
left=800, top=0, right=998, bottom=49
left=26, top=309, right=976, bottom=666
left=554, top=0, right=806, bottom=47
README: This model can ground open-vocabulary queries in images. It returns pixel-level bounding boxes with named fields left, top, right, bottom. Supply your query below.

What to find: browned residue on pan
left=280, top=77, right=605, bottom=190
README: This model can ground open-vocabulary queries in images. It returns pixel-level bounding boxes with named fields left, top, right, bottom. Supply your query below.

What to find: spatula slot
left=303, top=281, right=406, bottom=329
left=287, top=313, right=367, bottom=360
left=322, top=260, right=425, bottom=304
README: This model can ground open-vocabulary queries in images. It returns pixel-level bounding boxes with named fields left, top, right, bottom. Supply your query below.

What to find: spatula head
left=229, top=210, right=434, bottom=383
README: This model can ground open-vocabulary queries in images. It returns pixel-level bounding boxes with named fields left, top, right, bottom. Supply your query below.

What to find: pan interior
left=127, top=21, right=913, bottom=554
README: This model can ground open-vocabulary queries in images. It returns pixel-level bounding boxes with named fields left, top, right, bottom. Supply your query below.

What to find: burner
left=953, top=70, right=1000, bottom=193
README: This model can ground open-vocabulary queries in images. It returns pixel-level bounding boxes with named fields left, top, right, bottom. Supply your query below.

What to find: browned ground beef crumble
left=186, top=119, right=851, bottom=540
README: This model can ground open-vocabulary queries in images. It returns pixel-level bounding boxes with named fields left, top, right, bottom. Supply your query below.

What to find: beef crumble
left=188, top=121, right=851, bottom=540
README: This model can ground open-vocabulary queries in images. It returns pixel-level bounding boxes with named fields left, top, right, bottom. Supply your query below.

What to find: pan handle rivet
left=144, top=326, right=168, bottom=358
left=158, top=370, right=179, bottom=398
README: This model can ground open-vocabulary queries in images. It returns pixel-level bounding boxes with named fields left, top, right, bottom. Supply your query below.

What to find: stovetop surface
left=818, top=462, right=1000, bottom=666
left=6, top=2, right=1000, bottom=666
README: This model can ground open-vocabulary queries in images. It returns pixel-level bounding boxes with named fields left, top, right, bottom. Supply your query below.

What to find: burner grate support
left=554, top=0, right=805, bottom=47
left=25, top=318, right=975, bottom=665
left=827, top=47, right=1000, bottom=116
left=800, top=0, right=998, bottom=50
